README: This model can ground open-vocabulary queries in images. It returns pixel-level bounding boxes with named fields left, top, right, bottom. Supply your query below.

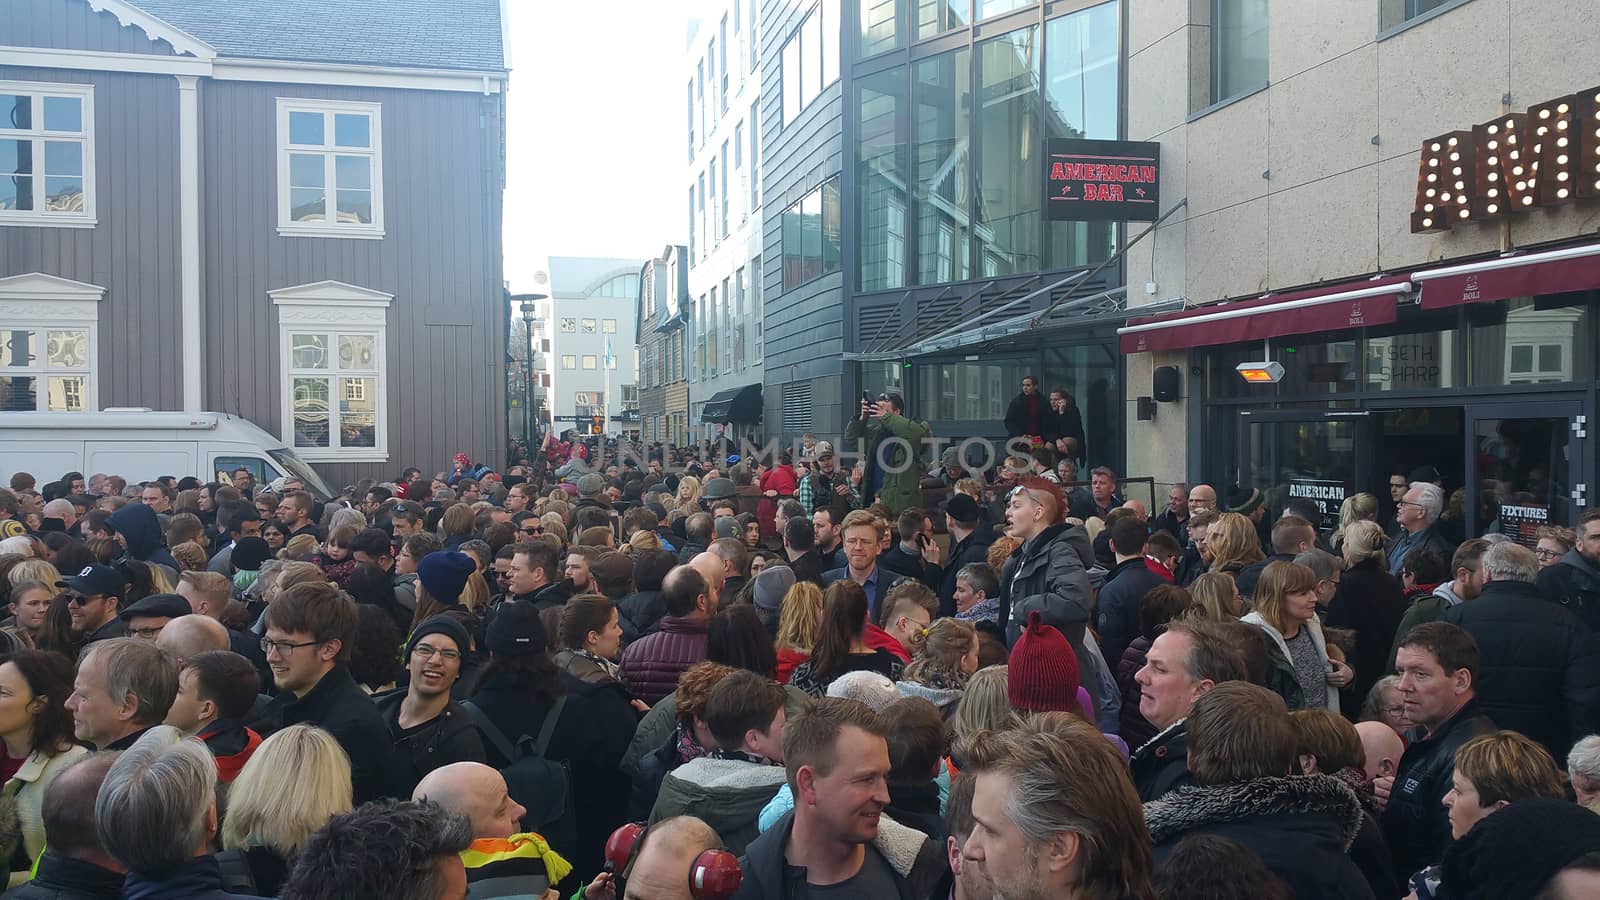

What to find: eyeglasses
left=411, top=644, right=462, bottom=662
left=129, top=625, right=164, bottom=639
left=261, top=637, right=323, bottom=654
left=1535, top=548, right=1562, bottom=560
left=63, top=594, right=95, bottom=607
left=1396, top=500, right=1423, bottom=509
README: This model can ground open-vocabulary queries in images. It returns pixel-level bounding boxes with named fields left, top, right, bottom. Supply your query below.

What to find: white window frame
left=0, top=272, right=102, bottom=412
left=0, top=81, right=96, bottom=228
left=275, top=98, right=384, bottom=240
left=561, top=354, right=577, bottom=369
left=270, top=280, right=392, bottom=462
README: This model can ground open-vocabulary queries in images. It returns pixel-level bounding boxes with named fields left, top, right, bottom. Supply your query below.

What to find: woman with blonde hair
left=674, top=475, right=703, bottom=514
left=1243, top=561, right=1351, bottom=711
left=219, top=724, right=353, bottom=895
left=6, top=559, right=59, bottom=594
left=1186, top=571, right=1240, bottom=621
left=1331, top=492, right=1380, bottom=551
left=1329, top=518, right=1405, bottom=706
left=949, top=666, right=1016, bottom=765
left=277, top=533, right=318, bottom=563
left=898, top=618, right=978, bottom=716
left=1207, top=512, right=1265, bottom=576
left=774, top=581, right=823, bottom=684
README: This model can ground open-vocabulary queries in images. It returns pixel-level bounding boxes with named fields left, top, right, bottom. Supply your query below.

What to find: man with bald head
left=1121, top=499, right=1148, bottom=522
left=1187, top=484, right=1217, bottom=514
left=689, top=553, right=727, bottom=610
left=414, top=761, right=567, bottom=899
left=1356, top=720, right=1404, bottom=785
left=584, top=815, right=725, bottom=900
left=156, top=615, right=230, bottom=664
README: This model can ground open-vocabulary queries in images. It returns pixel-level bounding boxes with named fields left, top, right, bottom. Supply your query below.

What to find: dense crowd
left=1, top=403, right=1599, bottom=899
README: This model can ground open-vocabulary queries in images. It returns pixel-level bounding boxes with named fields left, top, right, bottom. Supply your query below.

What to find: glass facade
left=781, top=176, right=843, bottom=288
left=854, top=1, right=1120, bottom=291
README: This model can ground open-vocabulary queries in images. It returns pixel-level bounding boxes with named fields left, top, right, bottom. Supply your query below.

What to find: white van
left=0, top=409, right=336, bottom=499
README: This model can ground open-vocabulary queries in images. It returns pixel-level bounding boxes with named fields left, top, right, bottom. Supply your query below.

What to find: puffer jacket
left=1538, top=548, right=1600, bottom=632
left=1145, top=775, right=1375, bottom=900
left=649, top=756, right=788, bottom=856
left=618, top=615, right=710, bottom=706
left=1442, top=578, right=1600, bottom=761
left=106, top=502, right=180, bottom=572
left=998, top=522, right=1104, bottom=712
left=1381, top=697, right=1496, bottom=876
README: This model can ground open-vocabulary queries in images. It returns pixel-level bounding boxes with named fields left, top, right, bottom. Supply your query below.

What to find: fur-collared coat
left=1145, top=775, right=1376, bottom=900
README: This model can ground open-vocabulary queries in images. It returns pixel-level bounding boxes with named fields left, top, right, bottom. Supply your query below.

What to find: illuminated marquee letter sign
left=1046, top=139, right=1162, bottom=222
left=1413, top=86, right=1600, bottom=232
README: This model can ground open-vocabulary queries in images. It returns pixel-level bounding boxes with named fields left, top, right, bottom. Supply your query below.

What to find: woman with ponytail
left=787, top=580, right=904, bottom=697
left=897, top=618, right=978, bottom=716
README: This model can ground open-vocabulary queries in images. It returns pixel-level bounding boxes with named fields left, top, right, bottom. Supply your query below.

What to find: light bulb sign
left=1412, top=85, right=1600, bottom=232
left=1045, top=139, right=1162, bottom=221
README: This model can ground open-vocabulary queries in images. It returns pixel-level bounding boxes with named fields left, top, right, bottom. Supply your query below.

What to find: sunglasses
left=521, top=527, right=543, bottom=535
left=1008, top=485, right=1047, bottom=507
left=63, top=594, right=95, bottom=606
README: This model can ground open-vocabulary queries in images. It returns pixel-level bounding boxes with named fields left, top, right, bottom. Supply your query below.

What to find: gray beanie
left=752, top=565, right=796, bottom=612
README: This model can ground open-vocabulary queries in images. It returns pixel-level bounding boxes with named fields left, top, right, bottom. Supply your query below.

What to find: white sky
left=502, top=1, right=708, bottom=290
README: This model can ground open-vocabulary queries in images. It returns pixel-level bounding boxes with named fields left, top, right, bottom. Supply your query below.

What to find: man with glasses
left=57, top=564, right=128, bottom=644
left=1388, top=482, right=1455, bottom=575
left=504, top=483, right=533, bottom=514
left=377, top=615, right=486, bottom=798
left=512, top=511, right=544, bottom=539
left=1539, top=508, right=1600, bottom=632
left=117, top=592, right=191, bottom=642
left=260, top=581, right=396, bottom=802
left=821, top=510, right=904, bottom=622
left=1186, top=484, right=1218, bottom=515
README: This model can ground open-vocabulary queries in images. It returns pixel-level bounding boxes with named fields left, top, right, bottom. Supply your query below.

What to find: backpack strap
left=531, top=695, right=566, bottom=758
left=460, top=700, right=517, bottom=763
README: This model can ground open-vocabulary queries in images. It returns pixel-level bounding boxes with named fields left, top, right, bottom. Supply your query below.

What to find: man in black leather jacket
left=1377, top=622, right=1496, bottom=878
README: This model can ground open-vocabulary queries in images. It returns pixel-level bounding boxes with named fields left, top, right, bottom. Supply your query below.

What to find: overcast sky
left=503, top=1, right=703, bottom=290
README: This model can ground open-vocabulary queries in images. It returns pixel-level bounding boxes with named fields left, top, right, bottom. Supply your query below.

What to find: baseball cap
left=56, top=564, right=127, bottom=597
left=813, top=441, right=834, bottom=459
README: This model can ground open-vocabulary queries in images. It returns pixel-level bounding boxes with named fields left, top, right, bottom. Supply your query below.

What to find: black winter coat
left=1003, top=391, right=1044, bottom=438
left=1145, top=776, right=1376, bottom=900
left=1380, top=698, right=1497, bottom=876
left=1537, top=549, right=1600, bottom=632
left=1095, top=557, right=1168, bottom=667
left=1129, top=720, right=1191, bottom=802
left=1041, top=404, right=1086, bottom=454
left=1325, top=557, right=1408, bottom=708
left=258, top=665, right=396, bottom=803
left=1, top=853, right=122, bottom=900
left=374, top=690, right=488, bottom=798
left=617, top=589, right=666, bottom=635
left=1442, top=578, right=1600, bottom=761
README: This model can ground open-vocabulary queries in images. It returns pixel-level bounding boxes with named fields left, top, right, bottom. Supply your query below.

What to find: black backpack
left=462, top=696, right=577, bottom=861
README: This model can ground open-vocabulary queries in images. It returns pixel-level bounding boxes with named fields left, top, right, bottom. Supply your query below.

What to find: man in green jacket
left=1389, top=538, right=1488, bottom=667
left=844, top=392, right=928, bottom=518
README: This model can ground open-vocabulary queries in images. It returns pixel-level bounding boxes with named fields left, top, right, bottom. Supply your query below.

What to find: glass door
left=1235, top=410, right=1372, bottom=533
left=1467, top=401, right=1590, bottom=543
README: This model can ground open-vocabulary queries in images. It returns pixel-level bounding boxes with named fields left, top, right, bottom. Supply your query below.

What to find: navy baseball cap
left=57, top=564, right=127, bottom=597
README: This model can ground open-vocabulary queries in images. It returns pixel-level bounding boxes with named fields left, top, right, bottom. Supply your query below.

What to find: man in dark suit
left=821, top=509, right=905, bottom=622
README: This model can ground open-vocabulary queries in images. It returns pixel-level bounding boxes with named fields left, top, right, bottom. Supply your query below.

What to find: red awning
left=1118, top=276, right=1411, bottom=354
left=1414, top=243, right=1600, bottom=310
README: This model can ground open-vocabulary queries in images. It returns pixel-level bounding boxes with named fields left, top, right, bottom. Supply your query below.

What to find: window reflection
left=858, top=67, right=908, bottom=291
left=1469, top=298, right=1588, bottom=386
left=976, top=24, right=1041, bottom=276
left=912, top=48, right=971, bottom=286
left=1276, top=334, right=1360, bottom=395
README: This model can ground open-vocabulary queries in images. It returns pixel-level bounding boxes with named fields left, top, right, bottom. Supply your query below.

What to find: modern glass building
left=759, top=0, right=1132, bottom=471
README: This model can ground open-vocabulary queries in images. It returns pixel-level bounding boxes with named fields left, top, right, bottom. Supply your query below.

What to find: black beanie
left=405, top=614, right=472, bottom=658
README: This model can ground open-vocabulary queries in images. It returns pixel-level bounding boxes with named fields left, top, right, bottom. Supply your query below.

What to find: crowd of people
left=0, top=407, right=1599, bottom=899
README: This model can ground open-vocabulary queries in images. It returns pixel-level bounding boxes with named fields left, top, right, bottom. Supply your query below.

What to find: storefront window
left=911, top=48, right=971, bottom=285
left=857, top=66, right=909, bottom=292
left=1468, top=297, right=1589, bottom=386
left=914, top=357, right=1032, bottom=424
left=975, top=24, right=1041, bottom=276
left=1043, top=1, right=1119, bottom=269
left=1275, top=334, right=1360, bottom=395
left=861, top=361, right=905, bottom=403
left=1206, top=342, right=1268, bottom=400
left=1043, top=343, right=1121, bottom=471
left=1366, top=314, right=1457, bottom=392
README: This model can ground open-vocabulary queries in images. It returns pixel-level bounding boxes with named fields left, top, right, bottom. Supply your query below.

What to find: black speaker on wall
left=1153, top=365, right=1181, bottom=402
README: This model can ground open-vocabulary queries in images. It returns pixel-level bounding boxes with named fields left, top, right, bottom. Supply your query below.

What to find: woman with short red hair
left=997, top=475, right=1107, bottom=718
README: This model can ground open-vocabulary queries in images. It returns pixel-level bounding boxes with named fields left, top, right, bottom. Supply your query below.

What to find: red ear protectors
left=604, top=822, right=743, bottom=900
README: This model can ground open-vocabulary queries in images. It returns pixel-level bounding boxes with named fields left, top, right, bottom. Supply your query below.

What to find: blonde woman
left=277, top=534, right=318, bottom=563
left=6, top=559, right=59, bottom=594
left=220, top=724, right=354, bottom=896
left=1331, top=492, right=1380, bottom=552
left=1207, top=512, right=1265, bottom=577
left=898, top=618, right=979, bottom=716
left=1330, top=519, right=1406, bottom=706
left=1186, top=571, right=1240, bottom=621
left=775, top=581, right=824, bottom=684
left=1242, top=561, right=1351, bottom=711
left=949, top=666, right=1017, bottom=764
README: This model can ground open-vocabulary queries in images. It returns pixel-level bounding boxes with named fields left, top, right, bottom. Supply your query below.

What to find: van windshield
left=267, top=448, right=337, bottom=501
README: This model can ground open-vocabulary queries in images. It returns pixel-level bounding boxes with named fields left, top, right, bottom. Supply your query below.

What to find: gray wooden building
left=1, top=0, right=508, bottom=485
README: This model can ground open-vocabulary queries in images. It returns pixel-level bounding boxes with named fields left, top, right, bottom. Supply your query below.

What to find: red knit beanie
left=1007, top=611, right=1081, bottom=713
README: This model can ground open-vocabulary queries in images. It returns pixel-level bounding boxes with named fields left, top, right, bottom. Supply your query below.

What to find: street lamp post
left=510, top=292, right=547, bottom=452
